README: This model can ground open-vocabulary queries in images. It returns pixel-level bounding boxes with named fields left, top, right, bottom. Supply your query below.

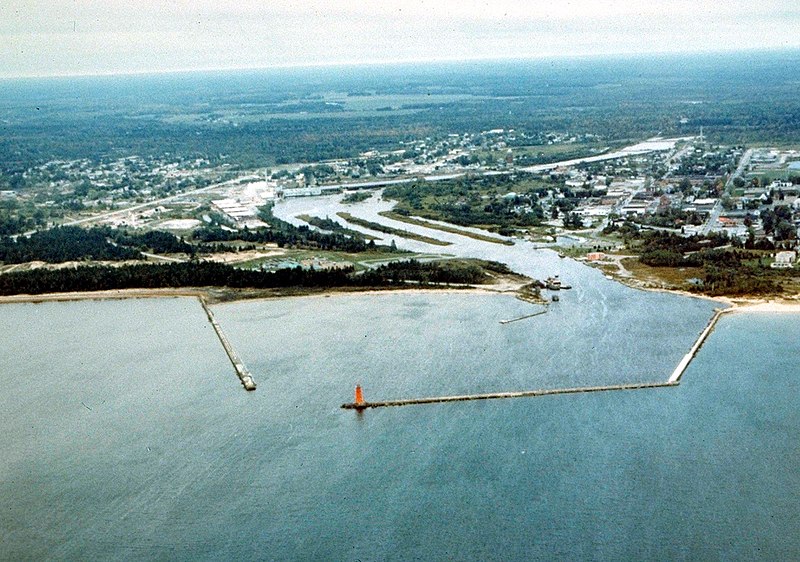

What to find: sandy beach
left=0, top=283, right=523, bottom=306
left=720, top=299, right=800, bottom=314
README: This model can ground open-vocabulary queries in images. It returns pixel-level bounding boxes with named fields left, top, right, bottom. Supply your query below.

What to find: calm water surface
left=1, top=295, right=799, bottom=560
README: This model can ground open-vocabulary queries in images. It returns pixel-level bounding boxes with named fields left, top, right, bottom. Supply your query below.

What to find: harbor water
left=1, top=296, right=799, bottom=559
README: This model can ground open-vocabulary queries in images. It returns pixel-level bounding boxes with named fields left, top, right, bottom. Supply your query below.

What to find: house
left=771, top=251, right=797, bottom=269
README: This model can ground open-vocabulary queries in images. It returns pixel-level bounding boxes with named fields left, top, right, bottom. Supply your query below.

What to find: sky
left=2, top=0, right=800, bottom=78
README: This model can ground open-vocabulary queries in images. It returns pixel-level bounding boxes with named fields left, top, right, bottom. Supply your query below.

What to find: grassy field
left=621, top=258, right=704, bottom=288
left=619, top=254, right=800, bottom=296
left=336, top=212, right=451, bottom=246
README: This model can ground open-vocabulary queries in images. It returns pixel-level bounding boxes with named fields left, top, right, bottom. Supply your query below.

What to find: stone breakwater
left=200, top=298, right=256, bottom=391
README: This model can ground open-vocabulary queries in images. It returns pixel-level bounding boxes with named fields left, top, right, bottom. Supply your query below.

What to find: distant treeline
left=0, top=259, right=489, bottom=296
left=4, top=53, right=800, bottom=180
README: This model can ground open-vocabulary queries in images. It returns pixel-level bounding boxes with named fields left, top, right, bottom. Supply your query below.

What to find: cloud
left=1, top=0, right=799, bottom=76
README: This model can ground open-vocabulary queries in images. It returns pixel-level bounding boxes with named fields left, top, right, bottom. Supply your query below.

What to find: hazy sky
left=2, top=1, right=800, bottom=77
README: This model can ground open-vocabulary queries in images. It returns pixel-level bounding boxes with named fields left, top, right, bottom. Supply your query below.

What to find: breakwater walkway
left=344, top=307, right=728, bottom=410
left=199, top=298, right=256, bottom=391
left=668, top=308, right=726, bottom=383
left=342, top=381, right=677, bottom=409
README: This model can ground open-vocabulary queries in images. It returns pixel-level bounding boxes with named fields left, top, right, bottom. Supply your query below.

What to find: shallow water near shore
left=1, top=294, right=799, bottom=560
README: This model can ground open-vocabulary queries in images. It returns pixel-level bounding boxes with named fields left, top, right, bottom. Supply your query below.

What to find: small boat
left=545, top=275, right=562, bottom=290
left=551, top=294, right=560, bottom=302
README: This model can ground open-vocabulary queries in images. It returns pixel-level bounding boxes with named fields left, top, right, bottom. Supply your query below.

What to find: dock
left=668, top=308, right=725, bottom=383
left=342, top=381, right=677, bottom=410
left=499, top=309, right=547, bottom=324
left=199, top=298, right=256, bottom=391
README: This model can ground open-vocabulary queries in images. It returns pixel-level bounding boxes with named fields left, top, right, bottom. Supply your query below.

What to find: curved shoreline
left=589, top=259, right=800, bottom=311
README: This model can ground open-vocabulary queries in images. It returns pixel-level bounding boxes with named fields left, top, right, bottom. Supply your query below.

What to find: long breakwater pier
left=344, top=307, right=728, bottom=411
left=199, top=298, right=256, bottom=391
left=343, top=381, right=678, bottom=410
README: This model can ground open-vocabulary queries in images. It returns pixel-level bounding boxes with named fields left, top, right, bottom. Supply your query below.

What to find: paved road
left=701, top=200, right=723, bottom=235
left=140, top=252, right=185, bottom=263
left=725, top=148, right=753, bottom=191
left=698, top=148, right=751, bottom=235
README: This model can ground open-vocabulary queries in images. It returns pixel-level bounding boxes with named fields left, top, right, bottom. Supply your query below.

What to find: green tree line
left=0, top=259, right=490, bottom=296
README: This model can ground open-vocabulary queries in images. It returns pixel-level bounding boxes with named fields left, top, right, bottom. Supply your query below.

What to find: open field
left=336, top=212, right=452, bottom=246
left=620, top=258, right=704, bottom=289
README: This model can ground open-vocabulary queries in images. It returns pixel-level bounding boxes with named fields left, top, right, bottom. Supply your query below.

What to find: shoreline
left=595, top=264, right=800, bottom=311
left=0, top=283, right=522, bottom=306
left=718, top=300, right=800, bottom=314
left=635, top=285, right=800, bottom=313
left=1, top=282, right=799, bottom=314
left=0, top=288, right=207, bottom=304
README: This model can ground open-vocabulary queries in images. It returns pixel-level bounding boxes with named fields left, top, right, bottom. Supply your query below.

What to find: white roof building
left=771, top=251, right=796, bottom=269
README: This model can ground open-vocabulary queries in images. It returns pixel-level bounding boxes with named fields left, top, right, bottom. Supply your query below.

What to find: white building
left=771, top=251, right=797, bottom=269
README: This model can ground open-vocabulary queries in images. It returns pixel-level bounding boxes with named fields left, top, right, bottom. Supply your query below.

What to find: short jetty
left=668, top=308, right=726, bottom=383
left=342, top=381, right=676, bottom=410
left=199, top=298, right=256, bottom=391
left=500, top=309, right=547, bottom=324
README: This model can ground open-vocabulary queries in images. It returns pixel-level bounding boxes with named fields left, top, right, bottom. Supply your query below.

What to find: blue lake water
left=1, top=295, right=799, bottom=560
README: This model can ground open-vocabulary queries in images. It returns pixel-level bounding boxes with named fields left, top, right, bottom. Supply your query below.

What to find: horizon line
left=1, top=45, right=798, bottom=81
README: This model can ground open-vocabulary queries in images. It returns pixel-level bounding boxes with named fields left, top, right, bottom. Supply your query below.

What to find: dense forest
left=192, top=224, right=377, bottom=252
left=0, top=226, right=193, bottom=264
left=635, top=231, right=731, bottom=267
left=296, top=215, right=375, bottom=240
left=0, top=259, right=490, bottom=296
